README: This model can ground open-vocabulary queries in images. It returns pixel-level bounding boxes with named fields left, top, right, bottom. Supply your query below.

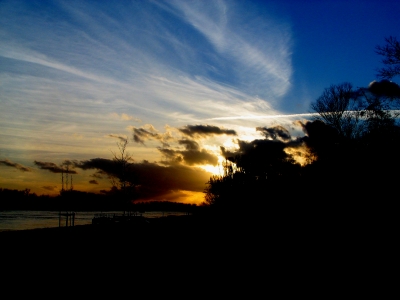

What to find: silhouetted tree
left=110, top=138, right=136, bottom=211
left=311, top=80, right=400, bottom=141
left=202, top=36, right=400, bottom=222
left=309, top=78, right=400, bottom=201
left=111, top=138, right=131, bottom=190
left=203, top=159, right=243, bottom=209
left=203, top=129, right=303, bottom=212
left=375, top=36, right=400, bottom=80
left=310, top=83, right=364, bottom=139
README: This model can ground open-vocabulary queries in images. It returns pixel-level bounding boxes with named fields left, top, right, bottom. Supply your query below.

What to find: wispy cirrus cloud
left=166, top=0, right=293, bottom=98
left=111, top=113, right=141, bottom=122
left=0, top=0, right=293, bottom=130
left=0, top=0, right=295, bottom=199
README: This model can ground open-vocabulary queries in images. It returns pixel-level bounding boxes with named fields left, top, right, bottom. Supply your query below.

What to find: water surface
left=0, top=210, right=187, bottom=232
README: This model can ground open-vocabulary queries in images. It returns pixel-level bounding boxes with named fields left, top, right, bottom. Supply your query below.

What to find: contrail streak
left=208, top=113, right=317, bottom=120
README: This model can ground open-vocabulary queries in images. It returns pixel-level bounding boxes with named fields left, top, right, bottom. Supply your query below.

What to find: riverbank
left=0, top=214, right=221, bottom=250
left=1, top=211, right=396, bottom=272
left=1, top=210, right=394, bottom=250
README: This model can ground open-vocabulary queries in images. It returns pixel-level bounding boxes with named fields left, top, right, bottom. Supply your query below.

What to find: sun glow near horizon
left=199, top=164, right=224, bottom=176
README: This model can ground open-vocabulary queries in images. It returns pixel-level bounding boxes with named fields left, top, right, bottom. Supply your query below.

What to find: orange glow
left=284, top=145, right=315, bottom=166
left=135, top=190, right=205, bottom=205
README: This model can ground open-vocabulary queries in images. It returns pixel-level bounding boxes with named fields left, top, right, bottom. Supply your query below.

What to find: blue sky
left=1, top=0, right=399, bottom=203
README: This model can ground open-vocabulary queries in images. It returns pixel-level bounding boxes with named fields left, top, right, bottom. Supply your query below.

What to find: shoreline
left=1, top=213, right=393, bottom=264
left=0, top=214, right=209, bottom=240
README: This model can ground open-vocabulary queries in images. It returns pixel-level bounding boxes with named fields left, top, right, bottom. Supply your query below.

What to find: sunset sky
left=1, top=0, right=399, bottom=204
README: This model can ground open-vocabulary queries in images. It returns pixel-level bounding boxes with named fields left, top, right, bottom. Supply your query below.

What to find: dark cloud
left=293, top=120, right=336, bottom=142
left=133, top=128, right=154, bottom=144
left=179, top=125, right=237, bottom=137
left=368, top=80, right=400, bottom=98
left=158, top=147, right=218, bottom=166
left=158, top=148, right=184, bottom=164
left=132, top=127, right=170, bottom=147
left=221, top=139, right=286, bottom=159
left=0, top=159, right=31, bottom=172
left=220, top=125, right=299, bottom=163
left=74, top=156, right=211, bottom=201
left=130, top=162, right=211, bottom=200
left=256, top=125, right=291, bottom=141
left=219, top=146, right=237, bottom=160
left=73, top=158, right=117, bottom=174
left=42, top=186, right=57, bottom=191
left=89, top=180, right=98, bottom=185
left=178, top=139, right=200, bottom=150
left=90, top=171, right=104, bottom=179
left=294, top=120, right=340, bottom=162
left=220, top=137, right=294, bottom=179
left=301, top=120, right=338, bottom=141
left=34, top=161, right=77, bottom=174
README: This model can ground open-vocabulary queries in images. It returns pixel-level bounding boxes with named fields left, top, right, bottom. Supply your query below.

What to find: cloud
left=111, top=113, right=141, bottom=122
left=157, top=138, right=219, bottom=166
left=158, top=147, right=219, bottom=166
left=209, top=112, right=317, bottom=121
left=0, top=0, right=297, bottom=199
left=34, top=161, right=77, bottom=174
left=132, top=125, right=173, bottom=146
left=179, top=124, right=237, bottom=137
left=179, top=139, right=200, bottom=150
left=219, top=123, right=317, bottom=168
left=0, top=159, right=31, bottom=172
left=89, top=180, right=98, bottom=185
left=133, top=128, right=161, bottom=144
left=293, top=120, right=307, bottom=132
left=90, top=171, right=104, bottom=179
left=74, top=157, right=211, bottom=200
left=297, top=120, right=340, bottom=161
left=129, top=162, right=211, bottom=201
left=42, top=186, right=57, bottom=191
left=284, top=144, right=315, bottom=166
left=168, top=0, right=293, bottom=98
left=256, top=125, right=291, bottom=142
left=368, top=80, right=400, bottom=98
left=74, top=158, right=116, bottom=174
left=220, top=137, right=293, bottom=179
left=137, top=190, right=204, bottom=205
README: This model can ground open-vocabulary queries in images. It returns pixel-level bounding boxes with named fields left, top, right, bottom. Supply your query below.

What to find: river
left=0, top=210, right=188, bottom=232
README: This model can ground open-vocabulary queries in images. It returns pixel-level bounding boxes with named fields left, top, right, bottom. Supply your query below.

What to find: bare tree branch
left=375, top=36, right=400, bottom=80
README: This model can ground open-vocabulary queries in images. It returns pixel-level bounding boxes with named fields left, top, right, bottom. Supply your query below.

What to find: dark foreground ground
left=1, top=206, right=396, bottom=294
left=0, top=210, right=397, bottom=291
left=1, top=209, right=395, bottom=250
left=1, top=214, right=395, bottom=296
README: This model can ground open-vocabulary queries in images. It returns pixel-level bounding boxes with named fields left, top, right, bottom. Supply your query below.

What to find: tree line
left=203, top=36, right=400, bottom=216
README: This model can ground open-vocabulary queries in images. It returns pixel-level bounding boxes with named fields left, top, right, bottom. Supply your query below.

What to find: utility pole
left=65, top=165, right=69, bottom=191
left=61, top=169, right=64, bottom=192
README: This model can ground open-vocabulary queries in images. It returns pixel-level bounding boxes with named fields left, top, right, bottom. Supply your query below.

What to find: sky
left=1, top=0, right=399, bottom=204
